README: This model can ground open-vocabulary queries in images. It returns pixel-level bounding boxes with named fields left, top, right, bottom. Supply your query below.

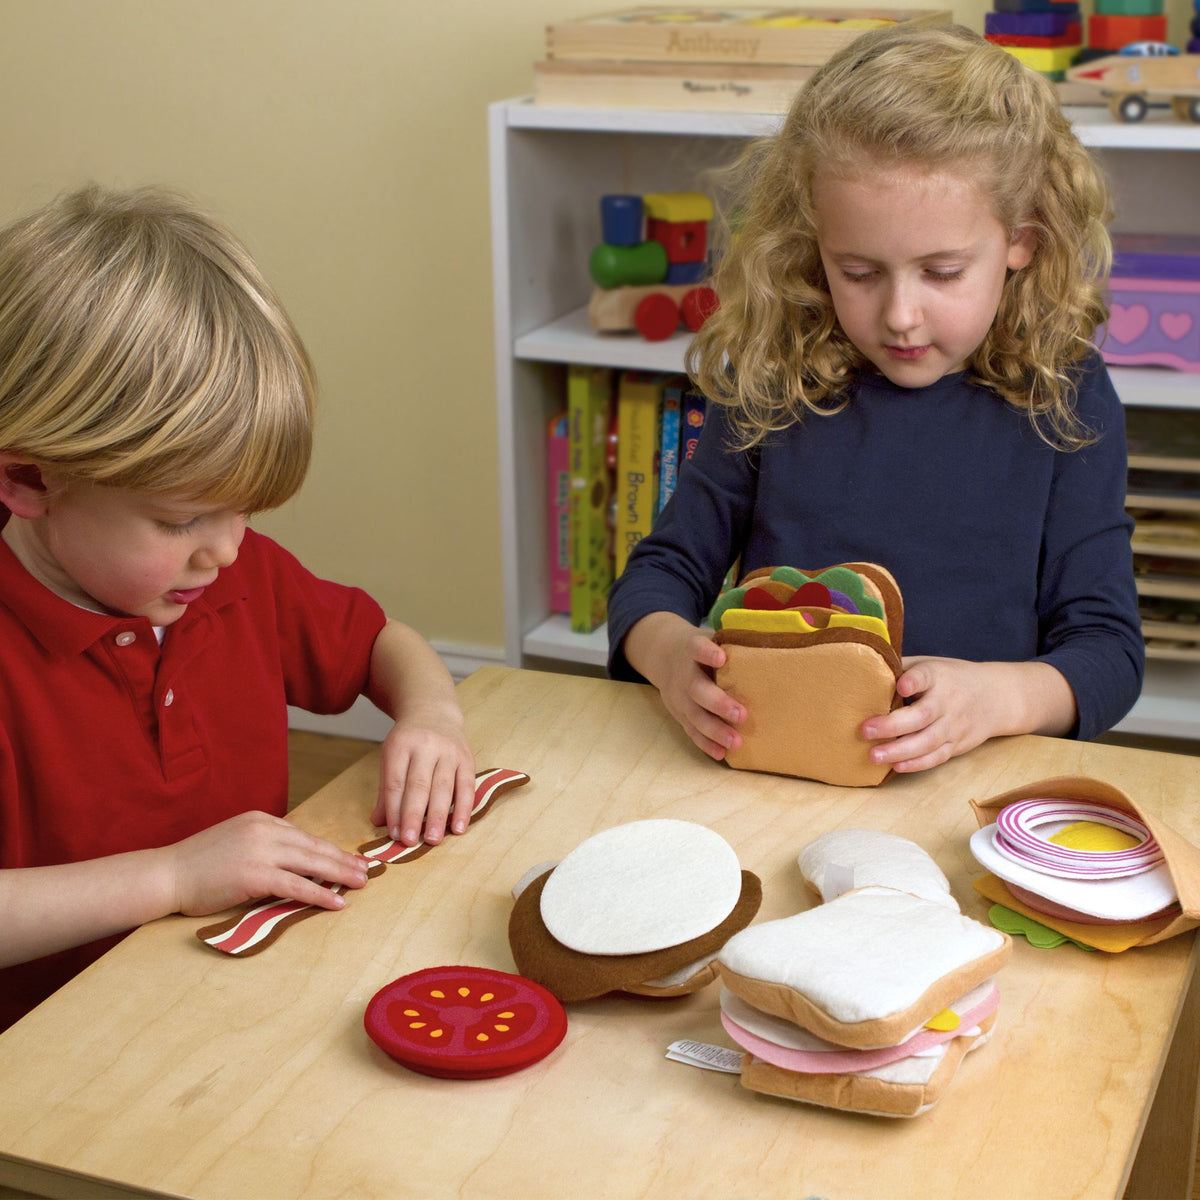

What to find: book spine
left=615, top=371, right=665, bottom=577
left=568, top=366, right=614, bottom=633
left=547, top=411, right=571, bottom=615
left=682, top=388, right=707, bottom=461
left=657, top=380, right=685, bottom=517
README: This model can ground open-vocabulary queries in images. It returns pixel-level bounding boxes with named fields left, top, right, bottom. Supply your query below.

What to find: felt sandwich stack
left=508, top=818, right=762, bottom=1002
left=709, top=563, right=903, bottom=785
left=970, top=776, right=1200, bottom=952
left=716, top=829, right=1012, bottom=1117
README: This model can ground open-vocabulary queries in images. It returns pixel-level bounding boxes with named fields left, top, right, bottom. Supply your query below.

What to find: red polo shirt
left=0, top=517, right=387, bottom=1030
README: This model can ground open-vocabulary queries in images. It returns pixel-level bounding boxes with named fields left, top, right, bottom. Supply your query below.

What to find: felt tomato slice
left=365, top=965, right=568, bottom=1079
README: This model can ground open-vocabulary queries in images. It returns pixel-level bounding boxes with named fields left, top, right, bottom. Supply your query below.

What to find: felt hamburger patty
left=509, top=868, right=762, bottom=1003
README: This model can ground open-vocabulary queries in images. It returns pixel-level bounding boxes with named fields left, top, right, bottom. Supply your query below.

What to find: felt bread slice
left=713, top=628, right=901, bottom=786
left=739, top=1015, right=996, bottom=1118
left=509, top=868, right=762, bottom=1003
left=717, top=888, right=1011, bottom=1048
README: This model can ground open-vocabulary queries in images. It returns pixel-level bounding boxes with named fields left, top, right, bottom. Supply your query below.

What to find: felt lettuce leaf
left=708, top=566, right=884, bottom=630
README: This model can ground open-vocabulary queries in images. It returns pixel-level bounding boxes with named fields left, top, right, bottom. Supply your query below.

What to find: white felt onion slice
left=969, top=824, right=1176, bottom=921
left=539, top=818, right=742, bottom=955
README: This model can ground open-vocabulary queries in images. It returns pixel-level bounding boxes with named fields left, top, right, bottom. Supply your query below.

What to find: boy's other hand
left=168, top=811, right=369, bottom=915
left=372, top=707, right=476, bottom=847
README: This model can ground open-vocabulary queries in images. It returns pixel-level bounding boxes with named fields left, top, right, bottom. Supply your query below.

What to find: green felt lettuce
left=707, top=566, right=884, bottom=630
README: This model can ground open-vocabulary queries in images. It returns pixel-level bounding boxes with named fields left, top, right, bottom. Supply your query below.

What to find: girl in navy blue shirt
left=609, top=24, right=1143, bottom=773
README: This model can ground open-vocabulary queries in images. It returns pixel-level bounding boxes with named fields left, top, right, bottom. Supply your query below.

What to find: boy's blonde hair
left=689, top=24, right=1111, bottom=449
left=0, top=185, right=314, bottom=509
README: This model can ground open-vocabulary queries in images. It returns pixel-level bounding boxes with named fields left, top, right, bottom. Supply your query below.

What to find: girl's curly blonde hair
left=688, top=23, right=1112, bottom=450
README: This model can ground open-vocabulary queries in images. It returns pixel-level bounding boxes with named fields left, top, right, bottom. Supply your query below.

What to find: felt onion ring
left=993, top=799, right=1163, bottom=880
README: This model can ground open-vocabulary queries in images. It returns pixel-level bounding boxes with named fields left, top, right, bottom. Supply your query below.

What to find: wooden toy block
left=647, top=216, right=707, bottom=264
left=1087, top=12, right=1167, bottom=46
left=999, top=43, right=1079, bottom=72
left=588, top=282, right=696, bottom=331
left=665, top=259, right=707, bottom=285
left=589, top=239, right=667, bottom=289
left=600, top=194, right=643, bottom=247
left=641, top=192, right=714, bottom=224
left=986, top=9, right=1080, bottom=33
left=1095, top=0, right=1164, bottom=13
left=987, top=28, right=1080, bottom=46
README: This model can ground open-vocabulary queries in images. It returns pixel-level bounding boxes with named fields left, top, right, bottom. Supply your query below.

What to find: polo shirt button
left=164, top=689, right=175, bottom=707
left=115, top=631, right=136, bottom=647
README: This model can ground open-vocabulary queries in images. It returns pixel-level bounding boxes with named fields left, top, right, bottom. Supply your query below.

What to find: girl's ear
left=0, top=453, right=51, bottom=518
left=1007, top=227, right=1036, bottom=271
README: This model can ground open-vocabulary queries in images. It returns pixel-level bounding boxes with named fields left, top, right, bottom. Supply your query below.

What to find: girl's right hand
left=624, top=612, right=747, bottom=760
left=167, top=811, right=370, bottom=916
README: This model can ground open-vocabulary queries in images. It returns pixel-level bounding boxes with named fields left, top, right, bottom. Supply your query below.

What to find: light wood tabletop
left=1, top=666, right=1198, bottom=1200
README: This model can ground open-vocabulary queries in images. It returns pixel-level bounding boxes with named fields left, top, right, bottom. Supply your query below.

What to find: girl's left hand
left=371, top=708, right=476, bottom=846
left=859, top=656, right=1076, bottom=773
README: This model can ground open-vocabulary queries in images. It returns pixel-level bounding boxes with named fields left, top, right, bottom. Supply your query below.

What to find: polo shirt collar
left=0, top=526, right=248, bottom=661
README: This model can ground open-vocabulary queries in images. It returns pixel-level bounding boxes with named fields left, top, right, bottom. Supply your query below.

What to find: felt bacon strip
left=196, top=767, right=530, bottom=957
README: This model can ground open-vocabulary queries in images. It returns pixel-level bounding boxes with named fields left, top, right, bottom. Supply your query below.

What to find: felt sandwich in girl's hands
left=709, top=563, right=903, bottom=786
left=717, top=829, right=1010, bottom=1117
left=508, top=819, right=762, bottom=1002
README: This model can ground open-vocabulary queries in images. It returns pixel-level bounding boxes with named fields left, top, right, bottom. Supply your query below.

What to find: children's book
left=615, top=371, right=669, bottom=576
left=547, top=411, right=571, bottom=615
left=568, top=366, right=615, bottom=632
left=682, top=386, right=706, bottom=461
left=656, top=377, right=686, bottom=518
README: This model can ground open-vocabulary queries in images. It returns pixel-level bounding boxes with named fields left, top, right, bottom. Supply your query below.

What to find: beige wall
left=0, top=0, right=1188, bottom=656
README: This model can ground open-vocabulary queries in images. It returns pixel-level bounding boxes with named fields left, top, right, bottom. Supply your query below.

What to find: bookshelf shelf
left=489, top=95, right=1200, bottom=738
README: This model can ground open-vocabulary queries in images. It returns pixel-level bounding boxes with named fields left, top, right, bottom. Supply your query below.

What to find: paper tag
left=666, top=1039, right=743, bottom=1074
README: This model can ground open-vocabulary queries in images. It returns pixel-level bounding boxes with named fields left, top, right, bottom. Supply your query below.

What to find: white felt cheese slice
left=539, top=818, right=742, bottom=955
left=798, top=828, right=958, bottom=910
left=718, top=888, right=1006, bottom=1025
left=969, top=824, right=1177, bottom=921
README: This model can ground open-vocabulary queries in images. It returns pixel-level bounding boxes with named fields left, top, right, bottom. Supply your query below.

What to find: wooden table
left=2, top=667, right=1198, bottom=1200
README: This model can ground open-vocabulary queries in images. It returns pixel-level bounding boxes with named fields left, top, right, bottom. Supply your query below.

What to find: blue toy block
left=665, top=260, right=708, bottom=285
left=600, top=195, right=643, bottom=248
left=993, top=0, right=1079, bottom=13
left=986, top=9, right=1079, bottom=33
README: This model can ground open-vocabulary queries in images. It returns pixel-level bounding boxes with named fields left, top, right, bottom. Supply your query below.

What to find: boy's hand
left=625, top=612, right=746, bottom=761
left=371, top=705, right=476, bottom=847
left=860, top=656, right=1077, bottom=772
left=169, top=811, right=369, bottom=915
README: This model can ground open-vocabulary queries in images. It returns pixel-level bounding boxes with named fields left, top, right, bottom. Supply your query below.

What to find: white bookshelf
left=488, top=95, right=1200, bottom=737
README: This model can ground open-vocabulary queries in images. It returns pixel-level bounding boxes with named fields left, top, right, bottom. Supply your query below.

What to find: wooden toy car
left=1066, top=47, right=1200, bottom=123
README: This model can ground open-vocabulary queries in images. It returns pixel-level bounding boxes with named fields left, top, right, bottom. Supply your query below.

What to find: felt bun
left=509, top=867, right=762, bottom=1003
left=798, top=829, right=958, bottom=910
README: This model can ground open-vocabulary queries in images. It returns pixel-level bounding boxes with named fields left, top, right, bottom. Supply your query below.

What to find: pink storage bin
left=1099, top=277, right=1200, bottom=373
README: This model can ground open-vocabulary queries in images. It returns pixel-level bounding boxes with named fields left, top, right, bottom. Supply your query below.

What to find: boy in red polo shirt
left=0, top=185, right=476, bottom=1031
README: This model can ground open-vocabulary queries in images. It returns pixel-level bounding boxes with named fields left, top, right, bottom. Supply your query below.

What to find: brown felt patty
left=509, top=869, right=762, bottom=1003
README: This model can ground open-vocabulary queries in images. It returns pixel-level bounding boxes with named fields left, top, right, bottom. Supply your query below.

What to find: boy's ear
left=0, top=453, right=51, bottom=518
left=1007, top=227, right=1036, bottom=271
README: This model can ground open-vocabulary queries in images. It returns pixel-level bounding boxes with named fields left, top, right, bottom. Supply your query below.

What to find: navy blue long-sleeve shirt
left=607, top=354, right=1144, bottom=740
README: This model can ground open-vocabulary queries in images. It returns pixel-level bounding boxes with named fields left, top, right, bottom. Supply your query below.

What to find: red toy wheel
left=364, top=965, right=567, bottom=1079
left=634, top=292, right=680, bottom=341
left=681, top=286, right=719, bottom=332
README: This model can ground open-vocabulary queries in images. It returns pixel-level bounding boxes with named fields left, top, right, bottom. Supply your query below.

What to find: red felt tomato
left=364, top=965, right=568, bottom=1079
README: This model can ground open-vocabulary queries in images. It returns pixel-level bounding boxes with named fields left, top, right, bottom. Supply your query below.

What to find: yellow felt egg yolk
left=924, top=1008, right=960, bottom=1032
left=1048, top=821, right=1140, bottom=853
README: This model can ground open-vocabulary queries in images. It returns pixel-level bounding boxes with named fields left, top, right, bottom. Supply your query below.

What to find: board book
left=547, top=411, right=571, bottom=615
left=614, top=371, right=670, bottom=576
left=545, top=7, right=953, bottom=67
left=568, top=365, right=616, bottom=632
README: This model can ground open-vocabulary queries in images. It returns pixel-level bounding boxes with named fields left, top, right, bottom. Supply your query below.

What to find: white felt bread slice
left=798, top=828, right=959, bottom=910
left=717, top=888, right=1011, bottom=1048
left=739, top=1014, right=996, bottom=1118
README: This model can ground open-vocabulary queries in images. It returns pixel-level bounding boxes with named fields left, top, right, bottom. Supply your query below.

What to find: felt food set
left=716, top=830, right=1012, bottom=1117
left=709, top=563, right=903, bottom=787
left=970, top=776, right=1200, bottom=953
left=508, top=818, right=763, bottom=1002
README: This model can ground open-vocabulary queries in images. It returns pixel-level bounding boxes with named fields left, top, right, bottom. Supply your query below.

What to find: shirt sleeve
left=253, top=532, right=388, bottom=714
left=607, top=402, right=756, bottom=681
left=1034, top=357, right=1145, bottom=739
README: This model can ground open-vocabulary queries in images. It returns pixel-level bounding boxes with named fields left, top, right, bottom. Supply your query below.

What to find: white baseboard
left=286, top=640, right=505, bottom=742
